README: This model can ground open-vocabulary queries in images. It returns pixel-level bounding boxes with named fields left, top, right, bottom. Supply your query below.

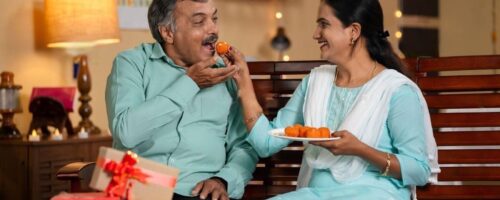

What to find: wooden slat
left=269, top=150, right=303, bottom=164
left=254, top=167, right=300, bottom=182
left=417, top=185, right=500, bottom=200
left=430, top=113, right=500, bottom=127
left=438, top=149, right=500, bottom=164
left=425, top=93, right=500, bottom=108
left=251, top=166, right=267, bottom=180
left=275, top=61, right=327, bottom=74
left=274, top=80, right=301, bottom=93
left=248, top=62, right=275, bottom=74
left=418, top=75, right=500, bottom=91
left=266, top=185, right=296, bottom=196
left=243, top=185, right=270, bottom=199
left=262, top=97, right=290, bottom=110
left=252, top=80, right=273, bottom=93
left=417, top=55, right=500, bottom=72
left=435, top=131, right=500, bottom=146
left=438, top=167, right=500, bottom=181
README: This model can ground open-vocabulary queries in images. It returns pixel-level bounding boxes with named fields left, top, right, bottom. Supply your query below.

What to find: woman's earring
left=350, top=38, right=355, bottom=45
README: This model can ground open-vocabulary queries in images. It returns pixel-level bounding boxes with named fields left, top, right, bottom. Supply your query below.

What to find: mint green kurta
left=247, top=75, right=431, bottom=200
left=105, top=43, right=258, bottom=198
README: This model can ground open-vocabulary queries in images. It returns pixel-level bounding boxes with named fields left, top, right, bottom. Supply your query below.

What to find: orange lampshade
left=45, top=0, right=120, bottom=48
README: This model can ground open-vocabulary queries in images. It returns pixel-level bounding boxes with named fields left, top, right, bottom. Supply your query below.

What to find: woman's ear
left=159, top=26, right=174, bottom=44
left=350, top=22, right=362, bottom=42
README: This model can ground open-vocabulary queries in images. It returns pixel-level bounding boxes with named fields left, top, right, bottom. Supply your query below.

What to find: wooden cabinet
left=0, top=134, right=112, bottom=200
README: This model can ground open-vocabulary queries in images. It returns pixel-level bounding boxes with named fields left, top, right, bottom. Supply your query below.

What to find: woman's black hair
left=324, top=0, right=405, bottom=74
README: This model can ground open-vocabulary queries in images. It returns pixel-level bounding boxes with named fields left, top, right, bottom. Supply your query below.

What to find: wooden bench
left=242, top=55, right=500, bottom=199
left=58, top=56, right=500, bottom=199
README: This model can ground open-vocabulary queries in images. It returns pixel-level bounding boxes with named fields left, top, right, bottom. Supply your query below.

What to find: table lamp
left=45, top=0, right=120, bottom=135
left=0, top=72, right=22, bottom=139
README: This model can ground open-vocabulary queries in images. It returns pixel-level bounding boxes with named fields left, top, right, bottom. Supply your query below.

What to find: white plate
left=268, top=128, right=339, bottom=142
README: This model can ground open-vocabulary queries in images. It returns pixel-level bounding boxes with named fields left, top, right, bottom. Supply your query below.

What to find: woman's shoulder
left=390, top=84, right=423, bottom=107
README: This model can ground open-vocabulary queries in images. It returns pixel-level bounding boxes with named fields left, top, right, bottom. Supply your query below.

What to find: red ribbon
left=102, top=151, right=149, bottom=199
left=97, top=151, right=177, bottom=199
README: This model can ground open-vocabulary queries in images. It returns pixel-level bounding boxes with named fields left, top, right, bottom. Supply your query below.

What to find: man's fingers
left=193, top=57, right=217, bottom=70
left=199, top=183, right=214, bottom=199
left=211, top=189, right=221, bottom=200
left=213, top=65, right=237, bottom=77
left=191, top=181, right=204, bottom=196
left=212, top=68, right=238, bottom=83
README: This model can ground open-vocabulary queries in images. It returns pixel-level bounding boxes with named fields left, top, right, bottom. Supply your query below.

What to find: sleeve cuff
left=246, top=115, right=290, bottom=157
left=160, top=75, right=199, bottom=108
left=215, top=169, right=244, bottom=198
left=395, top=154, right=431, bottom=186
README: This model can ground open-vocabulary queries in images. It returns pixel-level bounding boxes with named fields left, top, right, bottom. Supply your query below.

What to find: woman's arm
left=222, top=47, right=263, bottom=131
left=311, top=85, right=431, bottom=182
left=221, top=47, right=307, bottom=157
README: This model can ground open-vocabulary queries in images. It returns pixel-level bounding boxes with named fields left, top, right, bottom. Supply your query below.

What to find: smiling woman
left=228, top=0, right=440, bottom=199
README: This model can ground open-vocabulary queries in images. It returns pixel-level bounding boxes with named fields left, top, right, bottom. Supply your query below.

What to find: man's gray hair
left=148, top=0, right=208, bottom=44
left=148, top=0, right=177, bottom=44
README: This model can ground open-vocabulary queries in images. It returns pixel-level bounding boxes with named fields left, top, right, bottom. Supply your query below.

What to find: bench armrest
left=57, top=162, right=96, bottom=192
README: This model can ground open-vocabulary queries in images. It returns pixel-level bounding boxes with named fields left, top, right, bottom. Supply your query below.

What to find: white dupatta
left=297, top=65, right=440, bottom=199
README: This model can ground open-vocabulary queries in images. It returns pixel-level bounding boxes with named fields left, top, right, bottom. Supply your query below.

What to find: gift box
left=51, top=192, right=118, bottom=200
left=89, top=147, right=179, bottom=200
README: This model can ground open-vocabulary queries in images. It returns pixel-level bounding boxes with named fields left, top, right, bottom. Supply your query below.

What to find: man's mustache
left=202, top=34, right=218, bottom=44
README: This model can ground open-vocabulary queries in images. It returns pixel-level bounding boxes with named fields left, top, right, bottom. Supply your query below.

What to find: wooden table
left=0, top=134, right=112, bottom=200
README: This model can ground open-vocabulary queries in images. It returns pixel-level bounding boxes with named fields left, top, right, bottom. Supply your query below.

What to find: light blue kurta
left=247, top=75, right=431, bottom=199
left=105, top=43, right=258, bottom=198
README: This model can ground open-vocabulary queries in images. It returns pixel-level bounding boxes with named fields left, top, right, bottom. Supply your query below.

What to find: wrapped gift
left=51, top=192, right=118, bottom=200
left=89, top=147, right=179, bottom=200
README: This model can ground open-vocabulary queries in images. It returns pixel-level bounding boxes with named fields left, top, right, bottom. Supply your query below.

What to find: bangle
left=381, top=153, right=391, bottom=176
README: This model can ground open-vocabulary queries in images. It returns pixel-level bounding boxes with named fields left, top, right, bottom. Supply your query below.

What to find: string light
left=275, top=12, right=283, bottom=19
left=395, top=31, right=403, bottom=39
left=395, top=10, right=402, bottom=18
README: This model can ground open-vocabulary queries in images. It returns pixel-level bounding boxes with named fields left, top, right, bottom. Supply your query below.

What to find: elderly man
left=105, top=0, right=258, bottom=199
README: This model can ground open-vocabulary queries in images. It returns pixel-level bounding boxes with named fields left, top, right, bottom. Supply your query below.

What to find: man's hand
left=191, top=178, right=229, bottom=200
left=186, top=58, right=238, bottom=88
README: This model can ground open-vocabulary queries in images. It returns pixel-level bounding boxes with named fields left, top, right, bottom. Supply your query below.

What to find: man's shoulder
left=115, top=43, right=156, bottom=62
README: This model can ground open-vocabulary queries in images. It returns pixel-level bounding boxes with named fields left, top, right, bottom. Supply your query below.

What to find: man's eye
left=212, top=16, right=218, bottom=23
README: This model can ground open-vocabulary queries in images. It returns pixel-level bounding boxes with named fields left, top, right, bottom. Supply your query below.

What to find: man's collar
left=150, top=42, right=184, bottom=68
left=150, top=42, right=167, bottom=59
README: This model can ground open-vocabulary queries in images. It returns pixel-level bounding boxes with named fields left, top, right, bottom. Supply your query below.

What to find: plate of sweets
left=268, top=124, right=339, bottom=142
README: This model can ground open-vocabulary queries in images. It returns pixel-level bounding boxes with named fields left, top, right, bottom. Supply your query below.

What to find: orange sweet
left=284, top=126, right=300, bottom=137
left=306, top=128, right=322, bottom=138
left=216, top=41, right=230, bottom=55
left=299, top=126, right=311, bottom=138
left=282, top=125, right=331, bottom=138
left=318, top=127, right=331, bottom=138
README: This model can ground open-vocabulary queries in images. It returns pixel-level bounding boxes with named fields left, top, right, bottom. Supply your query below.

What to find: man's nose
left=208, top=19, right=218, bottom=35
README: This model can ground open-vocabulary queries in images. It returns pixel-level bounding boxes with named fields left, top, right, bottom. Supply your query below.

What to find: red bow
left=103, top=151, right=149, bottom=199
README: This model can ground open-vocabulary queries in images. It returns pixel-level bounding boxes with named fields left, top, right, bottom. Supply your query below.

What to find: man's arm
left=214, top=81, right=259, bottom=199
left=106, top=53, right=199, bottom=148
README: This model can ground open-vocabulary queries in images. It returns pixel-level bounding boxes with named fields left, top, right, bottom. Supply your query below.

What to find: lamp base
left=0, top=125, right=22, bottom=140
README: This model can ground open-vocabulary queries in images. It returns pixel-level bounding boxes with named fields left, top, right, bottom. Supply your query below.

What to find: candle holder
left=0, top=71, right=22, bottom=140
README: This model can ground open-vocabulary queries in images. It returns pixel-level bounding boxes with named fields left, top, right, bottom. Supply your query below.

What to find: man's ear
left=350, top=22, right=362, bottom=41
left=159, top=26, right=174, bottom=44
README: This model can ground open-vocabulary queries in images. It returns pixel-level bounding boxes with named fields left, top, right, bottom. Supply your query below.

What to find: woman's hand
left=220, top=46, right=250, bottom=87
left=310, top=130, right=368, bottom=156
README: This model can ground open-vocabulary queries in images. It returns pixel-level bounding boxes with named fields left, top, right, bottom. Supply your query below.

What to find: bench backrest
left=412, top=55, right=500, bottom=199
left=243, top=56, right=500, bottom=199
